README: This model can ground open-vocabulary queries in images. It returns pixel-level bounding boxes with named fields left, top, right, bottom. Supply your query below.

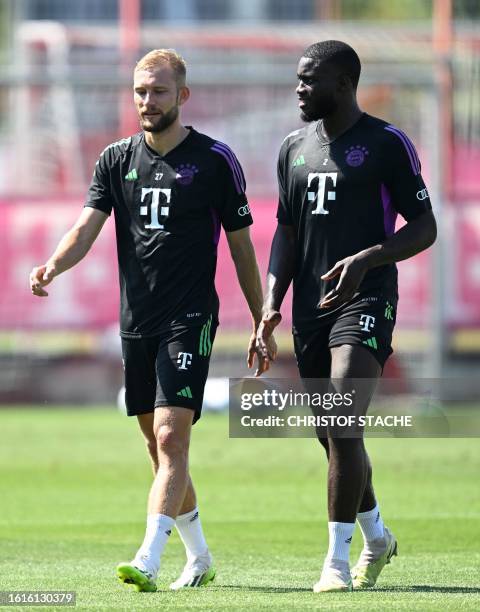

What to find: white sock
left=325, top=521, right=355, bottom=564
left=132, top=513, right=175, bottom=576
left=175, top=507, right=209, bottom=562
left=357, top=504, right=385, bottom=543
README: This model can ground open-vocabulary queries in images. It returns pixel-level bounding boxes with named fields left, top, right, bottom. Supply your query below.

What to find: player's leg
left=118, top=335, right=197, bottom=591
left=116, top=337, right=162, bottom=591
left=155, top=322, right=217, bottom=589
left=118, top=405, right=193, bottom=591
left=179, top=475, right=195, bottom=511
left=343, top=387, right=397, bottom=591
left=170, top=475, right=215, bottom=589
left=293, top=328, right=331, bottom=456
left=314, top=344, right=379, bottom=592
left=137, top=411, right=158, bottom=474
left=327, top=344, right=380, bottom=523
left=135, top=411, right=212, bottom=589
left=342, top=350, right=397, bottom=589
left=136, top=413, right=197, bottom=512
left=327, top=294, right=399, bottom=589
left=147, top=405, right=193, bottom=515
left=358, top=452, right=376, bottom=512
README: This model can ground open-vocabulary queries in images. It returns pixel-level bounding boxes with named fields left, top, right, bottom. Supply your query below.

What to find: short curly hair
left=303, top=40, right=361, bottom=89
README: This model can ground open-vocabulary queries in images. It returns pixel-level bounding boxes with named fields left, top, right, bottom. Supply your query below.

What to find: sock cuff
left=147, top=513, right=175, bottom=529
left=328, top=521, right=355, bottom=530
left=176, top=507, right=199, bottom=524
left=357, top=504, right=380, bottom=520
left=356, top=504, right=385, bottom=543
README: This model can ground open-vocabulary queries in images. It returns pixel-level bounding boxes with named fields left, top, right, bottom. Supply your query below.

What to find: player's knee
left=155, top=425, right=188, bottom=459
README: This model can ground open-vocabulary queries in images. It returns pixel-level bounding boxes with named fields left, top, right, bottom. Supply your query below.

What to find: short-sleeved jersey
left=276, top=113, right=431, bottom=332
left=85, top=128, right=252, bottom=338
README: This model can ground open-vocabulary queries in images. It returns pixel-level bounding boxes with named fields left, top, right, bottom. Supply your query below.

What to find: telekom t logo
left=307, top=172, right=337, bottom=215
left=359, top=314, right=376, bottom=332
left=177, top=352, right=193, bottom=370
left=140, top=187, right=171, bottom=229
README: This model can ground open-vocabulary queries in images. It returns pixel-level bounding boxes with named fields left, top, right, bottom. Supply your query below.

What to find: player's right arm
left=29, top=207, right=109, bottom=297
left=257, top=141, right=296, bottom=359
left=257, top=224, right=295, bottom=357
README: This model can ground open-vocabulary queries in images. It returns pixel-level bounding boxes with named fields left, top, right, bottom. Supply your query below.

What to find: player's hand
left=250, top=311, right=281, bottom=376
left=248, top=330, right=277, bottom=377
left=29, top=264, right=56, bottom=297
left=319, top=255, right=369, bottom=309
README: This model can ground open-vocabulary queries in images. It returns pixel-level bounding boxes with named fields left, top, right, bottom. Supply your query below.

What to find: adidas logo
left=190, top=511, right=199, bottom=523
left=165, top=529, right=172, bottom=536
left=292, top=155, right=305, bottom=167
left=385, top=302, right=394, bottom=320
left=125, top=168, right=138, bottom=181
left=345, top=536, right=352, bottom=544
left=177, top=386, right=193, bottom=399
left=363, top=337, right=378, bottom=350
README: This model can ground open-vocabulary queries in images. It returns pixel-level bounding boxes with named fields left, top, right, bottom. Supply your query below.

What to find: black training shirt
left=276, top=113, right=431, bottom=331
left=85, top=128, right=252, bottom=337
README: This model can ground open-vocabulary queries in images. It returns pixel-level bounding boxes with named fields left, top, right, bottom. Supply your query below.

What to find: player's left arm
left=320, top=210, right=436, bottom=308
left=351, top=209, right=436, bottom=268
left=226, top=227, right=278, bottom=376
left=321, top=129, right=437, bottom=309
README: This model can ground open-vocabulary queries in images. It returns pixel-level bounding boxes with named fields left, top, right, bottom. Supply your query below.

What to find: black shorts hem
left=126, top=402, right=200, bottom=422
left=153, top=401, right=198, bottom=412
left=125, top=407, right=154, bottom=417
left=154, top=401, right=200, bottom=423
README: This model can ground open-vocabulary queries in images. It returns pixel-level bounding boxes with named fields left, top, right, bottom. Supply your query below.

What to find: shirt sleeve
left=382, top=125, right=432, bottom=222
left=84, top=149, right=113, bottom=215
left=276, top=139, right=293, bottom=225
left=211, top=142, right=252, bottom=232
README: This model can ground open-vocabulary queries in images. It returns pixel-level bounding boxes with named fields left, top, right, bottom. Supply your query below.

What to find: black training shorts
left=293, top=291, right=397, bottom=377
left=121, top=316, right=217, bottom=423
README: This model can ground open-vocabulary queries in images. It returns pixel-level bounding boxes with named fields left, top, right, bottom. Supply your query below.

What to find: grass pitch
left=0, top=408, right=479, bottom=611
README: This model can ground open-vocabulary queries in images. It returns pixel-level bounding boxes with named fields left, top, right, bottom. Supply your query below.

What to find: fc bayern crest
left=345, top=145, right=369, bottom=167
left=175, top=163, right=199, bottom=185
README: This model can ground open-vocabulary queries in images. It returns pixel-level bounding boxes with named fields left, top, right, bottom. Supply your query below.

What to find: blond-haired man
left=30, top=49, right=275, bottom=592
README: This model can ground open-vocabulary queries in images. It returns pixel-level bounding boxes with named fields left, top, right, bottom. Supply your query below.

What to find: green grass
left=0, top=408, right=479, bottom=611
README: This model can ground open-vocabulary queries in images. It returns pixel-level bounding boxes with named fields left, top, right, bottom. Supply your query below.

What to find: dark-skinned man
left=257, top=40, right=436, bottom=592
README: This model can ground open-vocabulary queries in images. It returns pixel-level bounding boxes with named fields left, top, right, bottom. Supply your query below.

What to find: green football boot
left=351, top=526, right=398, bottom=589
left=116, top=563, right=157, bottom=592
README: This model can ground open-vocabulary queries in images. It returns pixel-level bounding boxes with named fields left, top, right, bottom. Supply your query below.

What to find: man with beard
left=257, top=41, right=436, bottom=592
left=30, top=49, right=275, bottom=592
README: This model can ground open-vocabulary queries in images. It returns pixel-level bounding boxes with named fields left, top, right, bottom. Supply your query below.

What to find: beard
left=300, top=95, right=337, bottom=122
left=140, top=104, right=179, bottom=133
left=300, top=109, right=316, bottom=123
